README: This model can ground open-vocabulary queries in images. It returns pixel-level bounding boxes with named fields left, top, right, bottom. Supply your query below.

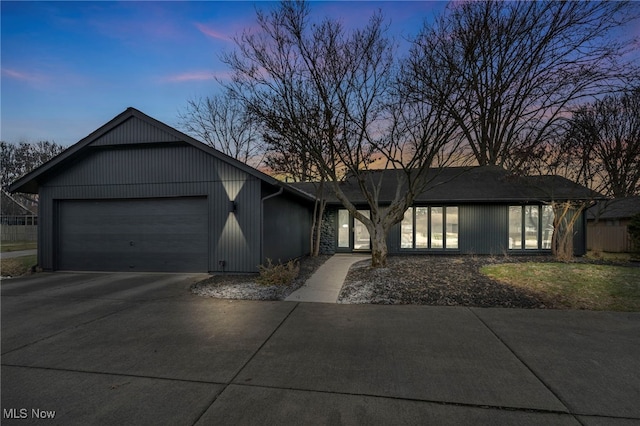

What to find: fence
left=1, top=216, right=38, bottom=242
left=587, top=225, right=632, bottom=253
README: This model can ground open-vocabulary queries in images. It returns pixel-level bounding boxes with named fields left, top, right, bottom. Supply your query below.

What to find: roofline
left=9, top=107, right=311, bottom=200
left=321, top=197, right=602, bottom=206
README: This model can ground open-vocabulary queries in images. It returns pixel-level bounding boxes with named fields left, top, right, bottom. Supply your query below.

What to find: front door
left=337, top=209, right=371, bottom=252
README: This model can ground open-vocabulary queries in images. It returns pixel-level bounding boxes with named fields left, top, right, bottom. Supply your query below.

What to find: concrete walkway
left=0, top=249, right=37, bottom=260
left=285, top=254, right=369, bottom=303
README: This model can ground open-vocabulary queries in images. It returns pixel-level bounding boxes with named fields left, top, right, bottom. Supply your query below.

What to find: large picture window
left=401, top=206, right=459, bottom=250
left=509, top=205, right=554, bottom=250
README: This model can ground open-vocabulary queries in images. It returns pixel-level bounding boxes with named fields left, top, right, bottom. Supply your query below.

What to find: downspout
left=260, top=185, right=284, bottom=264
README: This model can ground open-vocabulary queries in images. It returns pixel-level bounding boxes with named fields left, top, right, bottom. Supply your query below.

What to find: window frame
left=400, top=206, right=459, bottom=251
left=508, top=204, right=554, bottom=251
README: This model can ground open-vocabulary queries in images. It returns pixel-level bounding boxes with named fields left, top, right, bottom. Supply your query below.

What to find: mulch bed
left=191, top=255, right=331, bottom=300
left=338, top=255, right=559, bottom=308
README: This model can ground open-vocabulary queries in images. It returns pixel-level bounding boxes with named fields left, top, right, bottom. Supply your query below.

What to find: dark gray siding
left=387, top=204, right=507, bottom=254
left=459, top=204, right=508, bottom=255
left=39, top=143, right=262, bottom=272
left=573, top=210, right=587, bottom=256
left=263, top=193, right=311, bottom=263
left=58, top=198, right=208, bottom=272
left=91, top=116, right=181, bottom=146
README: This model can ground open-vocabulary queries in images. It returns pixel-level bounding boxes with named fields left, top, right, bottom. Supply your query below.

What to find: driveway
left=2, top=272, right=639, bottom=425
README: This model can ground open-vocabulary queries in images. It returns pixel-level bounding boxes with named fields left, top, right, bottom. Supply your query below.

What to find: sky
left=1, top=1, right=447, bottom=146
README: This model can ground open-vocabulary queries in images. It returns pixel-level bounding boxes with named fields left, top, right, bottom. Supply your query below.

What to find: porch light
left=230, top=200, right=238, bottom=213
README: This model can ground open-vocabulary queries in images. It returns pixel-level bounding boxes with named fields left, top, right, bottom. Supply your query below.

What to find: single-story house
left=587, top=196, right=640, bottom=253
left=292, top=167, right=596, bottom=256
left=9, top=107, right=313, bottom=273
left=10, top=108, right=596, bottom=273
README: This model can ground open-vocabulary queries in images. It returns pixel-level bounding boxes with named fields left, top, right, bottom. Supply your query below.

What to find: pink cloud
left=195, top=23, right=232, bottom=42
left=2, top=68, right=47, bottom=84
left=162, top=70, right=233, bottom=83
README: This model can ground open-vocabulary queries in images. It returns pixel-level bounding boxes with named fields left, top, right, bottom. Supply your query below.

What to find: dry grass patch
left=1, top=255, right=38, bottom=277
left=481, top=263, right=640, bottom=311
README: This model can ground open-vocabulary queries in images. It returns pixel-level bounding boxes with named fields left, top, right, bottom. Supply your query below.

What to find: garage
left=9, top=108, right=313, bottom=273
left=57, top=197, right=208, bottom=272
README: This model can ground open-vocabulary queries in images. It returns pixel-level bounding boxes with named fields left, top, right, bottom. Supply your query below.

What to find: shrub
left=256, top=258, right=300, bottom=286
left=1, top=255, right=37, bottom=277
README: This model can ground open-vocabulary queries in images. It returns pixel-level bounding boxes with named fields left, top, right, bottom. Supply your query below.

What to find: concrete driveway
left=1, top=272, right=639, bottom=425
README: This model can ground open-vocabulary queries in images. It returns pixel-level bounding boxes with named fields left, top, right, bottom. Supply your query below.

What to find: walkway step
left=285, top=254, right=369, bottom=303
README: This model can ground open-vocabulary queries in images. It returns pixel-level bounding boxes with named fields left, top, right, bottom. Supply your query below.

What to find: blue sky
left=1, top=1, right=446, bottom=146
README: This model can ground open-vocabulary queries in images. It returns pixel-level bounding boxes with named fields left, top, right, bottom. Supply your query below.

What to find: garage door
left=57, top=198, right=208, bottom=272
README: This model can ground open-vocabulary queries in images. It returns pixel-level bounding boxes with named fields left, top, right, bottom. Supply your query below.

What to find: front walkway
left=285, top=254, right=369, bottom=303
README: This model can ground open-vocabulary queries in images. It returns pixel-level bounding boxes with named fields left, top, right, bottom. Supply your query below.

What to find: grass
left=585, top=250, right=633, bottom=263
left=481, top=262, right=640, bottom=311
left=1, top=241, right=37, bottom=253
left=1, top=255, right=38, bottom=277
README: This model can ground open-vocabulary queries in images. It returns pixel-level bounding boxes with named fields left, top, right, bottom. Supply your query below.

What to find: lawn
left=1, top=241, right=37, bottom=252
left=481, top=262, right=640, bottom=311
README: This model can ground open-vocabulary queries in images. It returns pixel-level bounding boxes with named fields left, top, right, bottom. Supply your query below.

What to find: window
left=431, top=207, right=443, bottom=248
left=338, top=209, right=349, bottom=248
left=400, top=206, right=458, bottom=250
left=446, top=207, right=459, bottom=249
left=509, top=205, right=554, bottom=251
left=541, top=205, right=553, bottom=249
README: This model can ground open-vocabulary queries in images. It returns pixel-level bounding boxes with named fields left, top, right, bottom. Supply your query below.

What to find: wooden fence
left=587, top=225, right=631, bottom=253
left=1, top=216, right=38, bottom=242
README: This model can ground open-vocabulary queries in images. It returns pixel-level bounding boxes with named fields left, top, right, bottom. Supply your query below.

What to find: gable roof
left=8, top=107, right=312, bottom=201
left=291, top=166, right=600, bottom=204
left=587, top=196, right=640, bottom=220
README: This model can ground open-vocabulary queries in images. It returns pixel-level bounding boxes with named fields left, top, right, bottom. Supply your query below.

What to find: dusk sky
left=1, top=1, right=447, bottom=146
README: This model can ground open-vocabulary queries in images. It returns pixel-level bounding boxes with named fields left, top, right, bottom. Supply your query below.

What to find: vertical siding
left=91, top=117, right=181, bottom=146
left=263, top=194, right=312, bottom=262
left=39, top=143, right=264, bottom=272
left=459, top=204, right=508, bottom=255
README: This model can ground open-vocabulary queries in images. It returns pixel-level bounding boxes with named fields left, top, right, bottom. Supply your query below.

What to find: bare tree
left=409, top=0, right=639, bottom=170
left=224, top=0, right=461, bottom=267
left=178, top=90, right=265, bottom=168
left=1, top=141, right=65, bottom=191
left=564, top=88, right=640, bottom=198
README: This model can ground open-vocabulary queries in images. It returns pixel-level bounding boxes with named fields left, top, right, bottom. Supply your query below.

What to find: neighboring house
left=587, top=196, right=640, bottom=253
left=292, top=167, right=596, bottom=256
left=9, top=108, right=313, bottom=272
left=9, top=108, right=596, bottom=273
left=1, top=189, right=38, bottom=241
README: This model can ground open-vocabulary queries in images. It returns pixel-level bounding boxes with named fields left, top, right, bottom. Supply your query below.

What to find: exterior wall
left=459, top=204, right=508, bottom=255
left=319, top=208, right=337, bottom=255
left=322, top=204, right=587, bottom=256
left=388, top=204, right=508, bottom=255
left=262, top=192, right=312, bottom=263
left=38, top=143, right=262, bottom=272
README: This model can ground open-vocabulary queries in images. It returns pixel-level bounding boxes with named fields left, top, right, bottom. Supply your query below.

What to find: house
left=9, top=108, right=596, bottom=273
left=587, top=196, right=640, bottom=253
left=9, top=108, right=313, bottom=273
left=1, top=189, right=38, bottom=241
left=292, top=167, right=596, bottom=256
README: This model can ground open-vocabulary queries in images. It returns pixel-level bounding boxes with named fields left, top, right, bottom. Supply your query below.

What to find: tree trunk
left=551, top=201, right=583, bottom=262
left=309, top=180, right=326, bottom=257
left=370, top=222, right=389, bottom=268
left=313, top=198, right=326, bottom=256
